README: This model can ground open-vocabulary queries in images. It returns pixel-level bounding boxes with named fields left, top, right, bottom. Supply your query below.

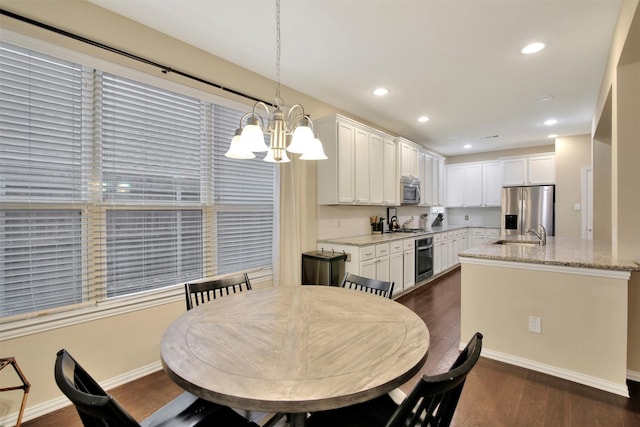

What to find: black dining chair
left=306, top=332, right=483, bottom=427
left=340, top=272, right=395, bottom=299
left=184, top=272, right=252, bottom=310
left=54, top=349, right=259, bottom=427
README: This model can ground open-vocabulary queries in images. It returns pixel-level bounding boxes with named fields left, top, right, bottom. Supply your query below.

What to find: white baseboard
left=627, top=369, right=640, bottom=382
left=459, top=341, right=630, bottom=397
left=0, top=360, right=162, bottom=426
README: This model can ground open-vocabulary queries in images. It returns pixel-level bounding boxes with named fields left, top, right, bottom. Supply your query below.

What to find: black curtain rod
left=0, top=8, right=271, bottom=106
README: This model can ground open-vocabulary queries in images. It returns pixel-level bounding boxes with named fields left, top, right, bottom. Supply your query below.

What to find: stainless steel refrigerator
left=501, top=185, right=555, bottom=236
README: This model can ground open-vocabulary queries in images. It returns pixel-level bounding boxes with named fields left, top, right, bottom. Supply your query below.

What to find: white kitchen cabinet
left=446, top=231, right=455, bottom=269
left=463, top=164, right=483, bottom=206
left=501, top=157, right=527, bottom=186
left=354, top=127, right=370, bottom=203
left=359, top=243, right=390, bottom=281
left=433, top=233, right=444, bottom=275
left=398, top=138, right=419, bottom=179
left=469, top=228, right=485, bottom=248
left=368, top=132, right=384, bottom=204
left=418, top=151, right=442, bottom=206
left=482, top=162, right=501, bottom=206
left=317, top=114, right=397, bottom=205
left=433, top=157, right=444, bottom=205
left=418, top=152, right=426, bottom=205
left=382, top=138, right=398, bottom=205
left=421, top=152, right=434, bottom=205
left=452, top=229, right=465, bottom=264
left=440, top=232, right=450, bottom=271
left=501, top=153, right=555, bottom=187
left=469, top=227, right=500, bottom=248
left=316, top=118, right=355, bottom=204
left=389, top=240, right=404, bottom=294
left=446, top=166, right=465, bottom=207
left=446, top=163, right=482, bottom=207
left=402, top=238, right=415, bottom=291
left=447, top=161, right=501, bottom=207
left=527, top=155, right=555, bottom=184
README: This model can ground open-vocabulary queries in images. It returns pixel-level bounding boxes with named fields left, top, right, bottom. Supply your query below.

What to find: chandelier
left=225, top=0, right=327, bottom=163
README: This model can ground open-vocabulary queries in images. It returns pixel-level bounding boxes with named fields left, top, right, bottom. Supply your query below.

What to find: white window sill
left=0, top=269, right=272, bottom=341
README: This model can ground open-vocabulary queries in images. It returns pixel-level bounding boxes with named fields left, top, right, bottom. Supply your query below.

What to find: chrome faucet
left=526, top=224, right=547, bottom=246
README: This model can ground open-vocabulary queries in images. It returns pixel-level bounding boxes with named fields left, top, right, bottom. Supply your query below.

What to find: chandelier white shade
left=225, top=0, right=326, bottom=164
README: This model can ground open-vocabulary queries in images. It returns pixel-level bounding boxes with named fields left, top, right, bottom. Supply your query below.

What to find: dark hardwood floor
left=23, top=268, right=640, bottom=426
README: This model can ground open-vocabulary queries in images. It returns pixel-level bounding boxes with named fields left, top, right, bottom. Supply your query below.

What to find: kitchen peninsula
left=459, top=237, right=639, bottom=397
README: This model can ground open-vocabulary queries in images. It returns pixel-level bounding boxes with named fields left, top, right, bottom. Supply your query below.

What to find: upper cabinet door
left=354, top=127, right=370, bottom=203
left=382, top=138, right=398, bottom=205
left=446, top=165, right=465, bottom=207
left=482, top=162, right=502, bottom=206
left=501, top=154, right=555, bottom=187
left=501, top=158, right=527, bottom=186
left=463, top=164, right=483, bottom=206
left=399, top=140, right=419, bottom=179
left=369, top=133, right=384, bottom=204
left=528, top=155, right=555, bottom=184
left=337, top=121, right=355, bottom=203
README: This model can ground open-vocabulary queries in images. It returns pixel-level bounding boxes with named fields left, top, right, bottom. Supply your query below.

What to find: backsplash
left=318, top=206, right=501, bottom=239
left=447, top=207, right=501, bottom=226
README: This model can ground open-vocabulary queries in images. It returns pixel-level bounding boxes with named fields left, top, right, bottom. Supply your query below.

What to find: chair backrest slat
left=340, top=273, right=394, bottom=299
left=185, top=273, right=252, bottom=310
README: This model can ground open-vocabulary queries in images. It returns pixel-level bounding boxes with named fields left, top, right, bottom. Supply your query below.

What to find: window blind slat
left=1, top=40, right=276, bottom=320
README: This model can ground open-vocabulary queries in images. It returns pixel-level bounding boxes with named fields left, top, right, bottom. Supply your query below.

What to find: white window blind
left=102, top=74, right=207, bottom=294
left=102, top=73, right=205, bottom=204
left=213, top=105, right=275, bottom=274
left=0, top=41, right=277, bottom=320
left=0, top=42, right=89, bottom=318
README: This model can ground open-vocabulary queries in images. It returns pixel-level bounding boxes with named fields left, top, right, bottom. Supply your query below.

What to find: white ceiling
left=88, top=0, right=621, bottom=156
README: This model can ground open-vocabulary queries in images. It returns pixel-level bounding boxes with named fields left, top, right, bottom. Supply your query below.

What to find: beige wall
left=1, top=300, right=185, bottom=415
left=445, top=144, right=555, bottom=165
left=593, top=89, right=612, bottom=243
left=461, top=261, right=630, bottom=395
left=592, top=0, right=640, bottom=375
left=554, top=135, right=591, bottom=239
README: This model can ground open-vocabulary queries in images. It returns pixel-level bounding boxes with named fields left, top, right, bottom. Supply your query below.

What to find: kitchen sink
left=493, top=239, right=541, bottom=246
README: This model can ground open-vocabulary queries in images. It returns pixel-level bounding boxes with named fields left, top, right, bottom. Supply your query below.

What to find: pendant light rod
left=225, top=0, right=327, bottom=163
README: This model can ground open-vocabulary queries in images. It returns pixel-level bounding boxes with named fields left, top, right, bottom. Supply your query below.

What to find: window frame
left=0, top=30, right=278, bottom=339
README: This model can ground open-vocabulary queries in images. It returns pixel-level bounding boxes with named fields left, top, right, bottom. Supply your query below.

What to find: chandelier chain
left=275, top=0, right=281, bottom=103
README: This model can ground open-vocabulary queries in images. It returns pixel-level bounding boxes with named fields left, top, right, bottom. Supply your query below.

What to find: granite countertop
left=459, top=236, right=640, bottom=272
left=317, top=224, right=493, bottom=246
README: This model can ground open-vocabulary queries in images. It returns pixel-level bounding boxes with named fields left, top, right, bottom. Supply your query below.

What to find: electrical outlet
left=528, top=316, right=541, bottom=333
left=464, top=215, right=469, bottom=221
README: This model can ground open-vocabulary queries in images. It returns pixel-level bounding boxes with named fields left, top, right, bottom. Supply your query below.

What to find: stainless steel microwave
left=401, top=177, right=421, bottom=205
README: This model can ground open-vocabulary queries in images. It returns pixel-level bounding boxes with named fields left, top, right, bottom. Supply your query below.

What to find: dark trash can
left=301, top=250, right=347, bottom=286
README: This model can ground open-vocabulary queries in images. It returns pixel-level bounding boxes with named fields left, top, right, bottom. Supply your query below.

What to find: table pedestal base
left=289, top=412, right=307, bottom=427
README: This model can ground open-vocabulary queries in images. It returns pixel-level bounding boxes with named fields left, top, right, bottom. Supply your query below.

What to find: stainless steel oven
left=415, top=237, right=433, bottom=282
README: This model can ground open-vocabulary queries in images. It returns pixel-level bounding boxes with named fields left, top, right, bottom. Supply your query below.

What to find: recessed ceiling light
left=372, top=87, right=389, bottom=96
left=537, top=95, right=554, bottom=102
left=464, top=144, right=472, bottom=149
left=543, top=118, right=558, bottom=126
left=548, top=134, right=558, bottom=138
left=417, top=116, right=429, bottom=123
left=521, top=42, right=545, bottom=54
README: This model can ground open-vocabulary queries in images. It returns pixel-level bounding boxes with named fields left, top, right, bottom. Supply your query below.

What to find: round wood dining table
left=160, top=285, right=429, bottom=426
